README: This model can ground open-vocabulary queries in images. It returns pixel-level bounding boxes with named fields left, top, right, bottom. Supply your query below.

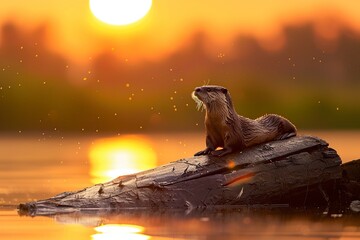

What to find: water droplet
left=217, top=53, right=225, bottom=58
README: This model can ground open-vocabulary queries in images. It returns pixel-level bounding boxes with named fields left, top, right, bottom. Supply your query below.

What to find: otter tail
left=276, top=116, right=297, bottom=140
left=277, top=131, right=296, bottom=140
left=257, top=114, right=297, bottom=141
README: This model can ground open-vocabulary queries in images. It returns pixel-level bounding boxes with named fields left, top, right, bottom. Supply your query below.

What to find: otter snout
left=194, top=87, right=203, bottom=98
left=193, top=87, right=205, bottom=100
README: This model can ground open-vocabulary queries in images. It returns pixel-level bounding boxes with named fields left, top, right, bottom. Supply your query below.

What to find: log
left=19, top=135, right=343, bottom=216
left=340, top=159, right=360, bottom=212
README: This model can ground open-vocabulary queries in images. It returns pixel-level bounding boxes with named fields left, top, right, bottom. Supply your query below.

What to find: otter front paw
left=194, top=148, right=212, bottom=156
left=211, top=148, right=232, bottom=157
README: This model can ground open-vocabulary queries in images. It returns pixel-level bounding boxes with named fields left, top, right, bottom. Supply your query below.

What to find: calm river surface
left=0, top=131, right=359, bottom=239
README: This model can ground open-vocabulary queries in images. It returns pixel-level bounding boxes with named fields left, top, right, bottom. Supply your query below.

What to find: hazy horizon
left=0, top=2, right=359, bottom=133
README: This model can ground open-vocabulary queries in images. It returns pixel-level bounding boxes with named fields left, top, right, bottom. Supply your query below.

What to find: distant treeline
left=0, top=19, right=359, bottom=134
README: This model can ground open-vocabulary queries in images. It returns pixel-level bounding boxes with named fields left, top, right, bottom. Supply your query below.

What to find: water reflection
left=16, top=208, right=360, bottom=240
left=92, top=224, right=150, bottom=240
left=89, top=135, right=157, bottom=183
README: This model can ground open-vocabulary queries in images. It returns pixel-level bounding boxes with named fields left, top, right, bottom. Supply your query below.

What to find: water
left=0, top=131, right=359, bottom=239
left=2, top=207, right=360, bottom=240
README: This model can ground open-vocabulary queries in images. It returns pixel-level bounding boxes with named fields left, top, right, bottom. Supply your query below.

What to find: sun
left=89, top=0, right=152, bottom=26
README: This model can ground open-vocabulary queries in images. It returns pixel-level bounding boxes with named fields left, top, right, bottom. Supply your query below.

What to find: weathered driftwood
left=340, top=159, right=360, bottom=212
left=19, top=135, right=343, bottom=215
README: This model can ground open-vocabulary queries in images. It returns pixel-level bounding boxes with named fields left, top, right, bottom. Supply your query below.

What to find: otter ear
left=221, top=88, right=228, bottom=94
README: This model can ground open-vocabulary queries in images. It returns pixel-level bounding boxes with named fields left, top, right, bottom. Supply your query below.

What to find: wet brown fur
left=192, top=85, right=297, bottom=157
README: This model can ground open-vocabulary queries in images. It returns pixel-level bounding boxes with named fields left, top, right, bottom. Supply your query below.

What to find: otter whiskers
left=192, top=91, right=205, bottom=111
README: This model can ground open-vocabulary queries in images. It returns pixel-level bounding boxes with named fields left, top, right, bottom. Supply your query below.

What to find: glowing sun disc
left=89, top=0, right=152, bottom=26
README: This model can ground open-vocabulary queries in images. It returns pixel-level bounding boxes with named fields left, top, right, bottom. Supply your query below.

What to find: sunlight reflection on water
left=89, top=135, right=157, bottom=183
left=92, top=224, right=150, bottom=240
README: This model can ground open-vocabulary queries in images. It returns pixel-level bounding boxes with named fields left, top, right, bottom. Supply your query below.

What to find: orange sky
left=1, top=1, right=360, bottom=64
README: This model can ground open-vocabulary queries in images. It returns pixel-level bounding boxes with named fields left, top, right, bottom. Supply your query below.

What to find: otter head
left=192, top=85, right=229, bottom=112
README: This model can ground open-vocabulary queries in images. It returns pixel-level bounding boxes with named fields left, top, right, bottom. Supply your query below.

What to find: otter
left=192, top=85, right=297, bottom=157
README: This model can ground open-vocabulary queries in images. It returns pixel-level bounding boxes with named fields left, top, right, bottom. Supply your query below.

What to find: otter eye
left=206, top=88, right=211, bottom=92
